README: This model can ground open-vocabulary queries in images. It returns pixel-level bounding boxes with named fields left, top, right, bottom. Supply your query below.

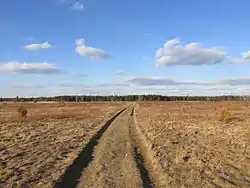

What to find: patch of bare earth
left=0, top=102, right=124, bottom=187
left=136, top=101, right=250, bottom=188
left=76, top=107, right=143, bottom=188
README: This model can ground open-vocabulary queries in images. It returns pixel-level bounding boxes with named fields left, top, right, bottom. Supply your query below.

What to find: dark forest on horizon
left=1, top=95, right=250, bottom=102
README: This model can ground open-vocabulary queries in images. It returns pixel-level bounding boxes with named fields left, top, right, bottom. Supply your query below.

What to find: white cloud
left=3, top=77, right=250, bottom=97
left=155, top=39, right=226, bottom=66
left=2, top=83, right=250, bottom=97
left=24, top=42, right=53, bottom=51
left=71, top=1, right=84, bottom=10
left=0, top=62, right=59, bottom=74
left=242, top=51, right=250, bottom=59
left=75, top=39, right=110, bottom=60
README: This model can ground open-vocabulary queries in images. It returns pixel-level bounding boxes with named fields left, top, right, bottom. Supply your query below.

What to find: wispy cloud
left=126, top=76, right=250, bottom=86
left=23, top=36, right=36, bottom=41
left=144, top=33, right=153, bottom=36
left=95, top=83, right=131, bottom=87
left=75, top=39, right=110, bottom=60
left=127, top=77, right=178, bottom=85
left=115, top=69, right=125, bottom=75
left=3, top=83, right=250, bottom=97
left=242, top=51, right=250, bottom=59
left=24, top=42, right=53, bottom=51
left=230, top=59, right=245, bottom=63
left=71, top=1, right=84, bottom=11
left=0, top=62, right=59, bottom=74
left=71, top=71, right=86, bottom=77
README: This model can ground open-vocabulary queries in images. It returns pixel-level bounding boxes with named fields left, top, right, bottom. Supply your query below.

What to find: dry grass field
left=0, top=101, right=249, bottom=188
left=0, top=102, right=124, bottom=187
left=136, top=101, right=250, bottom=187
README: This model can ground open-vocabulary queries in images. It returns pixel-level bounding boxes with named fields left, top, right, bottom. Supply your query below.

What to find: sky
left=1, top=0, right=250, bottom=97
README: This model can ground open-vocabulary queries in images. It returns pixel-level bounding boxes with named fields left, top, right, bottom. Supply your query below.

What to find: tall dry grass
left=17, top=106, right=28, bottom=121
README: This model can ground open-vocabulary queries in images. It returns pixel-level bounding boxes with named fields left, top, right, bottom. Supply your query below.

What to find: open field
left=0, top=101, right=249, bottom=188
left=136, top=101, right=250, bottom=187
left=0, top=102, right=124, bottom=187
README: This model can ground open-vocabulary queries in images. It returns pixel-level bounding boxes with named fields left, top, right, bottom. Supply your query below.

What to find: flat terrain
left=0, top=102, right=124, bottom=187
left=1, top=101, right=249, bottom=188
left=136, top=101, right=250, bottom=187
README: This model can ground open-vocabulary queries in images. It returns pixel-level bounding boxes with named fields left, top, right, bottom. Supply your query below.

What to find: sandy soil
left=136, top=101, right=250, bottom=188
left=57, top=105, right=169, bottom=188
left=0, top=102, right=124, bottom=188
left=76, top=107, right=142, bottom=188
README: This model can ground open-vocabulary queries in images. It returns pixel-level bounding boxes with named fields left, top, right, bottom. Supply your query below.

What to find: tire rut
left=133, top=146, right=154, bottom=188
left=54, top=108, right=126, bottom=188
left=77, top=106, right=142, bottom=188
left=130, top=108, right=153, bottom=188
left=130, top=107, right=169, bottom=188
left=55, top=106, right=167, bottom=188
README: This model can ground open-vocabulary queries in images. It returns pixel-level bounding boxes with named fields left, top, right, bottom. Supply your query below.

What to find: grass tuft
left=17, top=106, right=28, bottom=121
left=217, top=108, right=232, bottom=122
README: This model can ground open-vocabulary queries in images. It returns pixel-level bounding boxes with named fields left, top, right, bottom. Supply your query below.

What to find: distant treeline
left=1, top=95, right=250, bottom=102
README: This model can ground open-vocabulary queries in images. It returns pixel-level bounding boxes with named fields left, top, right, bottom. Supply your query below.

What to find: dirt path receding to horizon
left=55, top=105, right=168, bottom=188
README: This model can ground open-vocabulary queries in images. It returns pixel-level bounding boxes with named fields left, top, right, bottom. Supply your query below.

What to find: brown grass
left=17, top=106, right=28, bottom=122
left=1, top=101, right=249, bottom=187
left=0, top=102, right=124, bottom=187
left=217, top=108, right=232, bottom=122
left=136, top=101, right=250, bottom=187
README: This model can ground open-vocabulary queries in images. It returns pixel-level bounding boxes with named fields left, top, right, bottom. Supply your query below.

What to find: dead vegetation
left=136, top=101, right=250, bottom=188
left=17, top=106, right=28, bottom=122
left=217, top=107, right=232, bottom=122
left=1, top=101, right=249, bottom=187
left=0, top=102, right=124, bottom=187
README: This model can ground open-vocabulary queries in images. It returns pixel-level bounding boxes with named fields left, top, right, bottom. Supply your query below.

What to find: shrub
left=17, top=106, right=28, bottom=121
left=218, top=108, right=232, bottom=122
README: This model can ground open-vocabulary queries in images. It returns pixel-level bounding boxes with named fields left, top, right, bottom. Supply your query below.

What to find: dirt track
left=1, top=102, right=249, bottom=187
left=55, top=105, right=167, bottom=188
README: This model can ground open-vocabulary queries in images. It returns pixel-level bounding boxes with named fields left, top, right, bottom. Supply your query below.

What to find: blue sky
left=1, top=0, right=250, bottom=97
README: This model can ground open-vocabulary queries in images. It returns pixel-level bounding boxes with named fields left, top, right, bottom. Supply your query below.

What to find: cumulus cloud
left=155, top=39, right=226, bottom=66
left=127, top=76, right=250, bottom=86
left=227, top=51, right=250, bottom=63
left=71, top=1, right=84, bottom=10
left=0, top=62, right=59, bottom=74
left=75, top=39, right=110, bottom=60
left=242, top=51, right=250, bottom=59
left=24, top=42, right=53, bottom=51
